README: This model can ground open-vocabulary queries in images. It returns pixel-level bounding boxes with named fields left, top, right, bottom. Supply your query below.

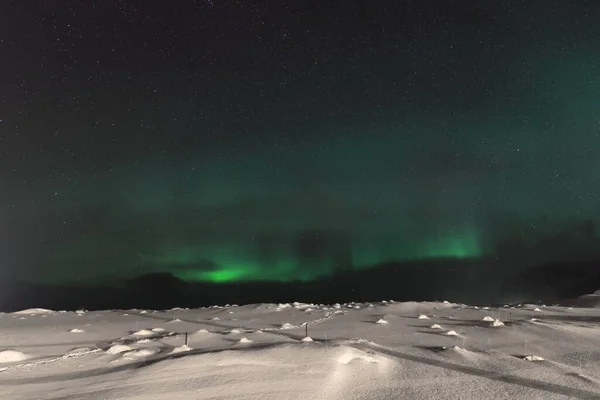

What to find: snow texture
left=3, top=297, right=600, bottom=399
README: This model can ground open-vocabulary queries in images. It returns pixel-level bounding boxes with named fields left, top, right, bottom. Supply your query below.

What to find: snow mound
left=482, top=316, right=494, bottom=322
left=229, top=329, right=242, bottom=334
left=430, top=324, right=442, bottom=329
left=106, top=345, right=133, bottom=355
left=239, top=337, right=253, bottom=343
left=444, top=330, right=459, bottom=336
left=69, top=328, right=85, bottom=333
left=211, top=317, right=220, bottom=321
left=13, top=308, right=54, bottom=315
left=490, top=319, right=505, bottom=327
left=0, top=350, right=29, bottom=363
left=151, top=327, right=166, bottom=332
left=293, top=302, right=307, bottom=309
left=337, top=347, right=379, bottom=364
left=443, top=345, right=470, bottom=353
left=533, top=308, right=542, bottom=312
left=137, top=339, right=153, bottom=343
left=375, top=319, right=388, bottom=324
left=523, top=355, right=544, bottom=361
left=301, top=336, right=314, bottom=342
left=126, top=349, right=157, bottom=358
left=66, top=347, right=96, bottom=356
left=195, top=329, right=209, bottom=334
left=280, top=323, right=295, bottom=329
left=418, top=314, right=430, bottom=320
left=171, top=345, right=192, bottom=354
left=132, top=329, right=155, bottom=336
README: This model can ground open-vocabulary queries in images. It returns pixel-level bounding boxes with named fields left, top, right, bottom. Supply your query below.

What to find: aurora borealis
left=3, top=1, right=600, bottom=286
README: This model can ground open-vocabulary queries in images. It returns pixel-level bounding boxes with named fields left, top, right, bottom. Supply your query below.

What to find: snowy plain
left=3, top=296, right=600, bottom=399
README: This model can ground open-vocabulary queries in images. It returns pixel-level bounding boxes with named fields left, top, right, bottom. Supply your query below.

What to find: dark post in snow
left=185, top=332, right=188, bottom=346
left=305, top=324, right=308, bottom=338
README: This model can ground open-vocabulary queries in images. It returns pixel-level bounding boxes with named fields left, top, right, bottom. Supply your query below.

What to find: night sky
left=2, top=1, right=600, bottom=285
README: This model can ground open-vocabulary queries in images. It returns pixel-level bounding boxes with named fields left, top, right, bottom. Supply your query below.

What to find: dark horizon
left=3, top=255, right=600, bottom=313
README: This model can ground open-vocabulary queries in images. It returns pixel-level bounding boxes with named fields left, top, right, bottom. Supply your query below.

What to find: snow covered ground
left=3, top=300, right=600, bottom=399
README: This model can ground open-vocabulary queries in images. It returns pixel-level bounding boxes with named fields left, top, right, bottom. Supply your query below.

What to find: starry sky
left=2, top=1, right=600, bottom=285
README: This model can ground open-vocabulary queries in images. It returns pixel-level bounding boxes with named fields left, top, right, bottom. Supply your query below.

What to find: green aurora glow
left=4, top=2, right=600, bottom=286
left=138, top=228, right=484, bottom=283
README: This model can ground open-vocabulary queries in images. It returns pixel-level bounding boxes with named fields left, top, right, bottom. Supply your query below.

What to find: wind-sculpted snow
left=3, top=299, right=600, bottom=399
